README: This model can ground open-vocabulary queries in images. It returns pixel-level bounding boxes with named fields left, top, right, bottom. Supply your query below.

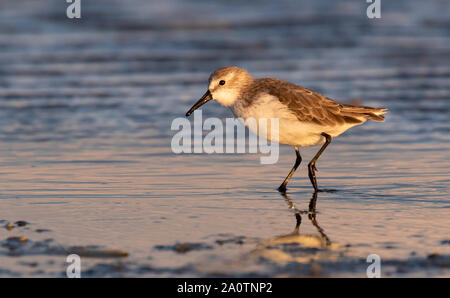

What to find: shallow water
left=0, top=0, right=449, bottom=277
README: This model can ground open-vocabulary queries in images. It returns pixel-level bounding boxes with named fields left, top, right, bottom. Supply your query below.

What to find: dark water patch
left=0, top=236, right=128, bottom=258
left=14, top=220, right=28, bottom=227
left=154, top=242, right=214, bottom=254
left=35, top=229, right=52, bottom=233
left=216, top=236, right=246, bottom=246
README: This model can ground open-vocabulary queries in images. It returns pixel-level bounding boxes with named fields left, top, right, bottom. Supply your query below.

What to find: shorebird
left=186, top=66, right=387, bottom=193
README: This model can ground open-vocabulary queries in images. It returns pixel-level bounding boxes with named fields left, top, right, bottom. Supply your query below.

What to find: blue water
left=0, top=0, right=449, bottom=277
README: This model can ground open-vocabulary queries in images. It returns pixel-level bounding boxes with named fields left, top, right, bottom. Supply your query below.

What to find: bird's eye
left=219, top=80, right=226, bottom=86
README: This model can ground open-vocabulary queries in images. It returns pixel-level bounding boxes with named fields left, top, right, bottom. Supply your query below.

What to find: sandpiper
left=186, top=66, right=387, bottom=193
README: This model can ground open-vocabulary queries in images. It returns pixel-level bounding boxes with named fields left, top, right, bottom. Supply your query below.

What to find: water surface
left=0, top=0, right=449, bottom=277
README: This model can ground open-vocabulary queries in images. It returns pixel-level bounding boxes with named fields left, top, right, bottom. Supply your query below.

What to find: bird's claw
left=278, top=184, right=287, bottom=193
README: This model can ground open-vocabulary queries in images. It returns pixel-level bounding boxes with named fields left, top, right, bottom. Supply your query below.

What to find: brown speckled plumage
left=240, top=78, right=387, bottom=126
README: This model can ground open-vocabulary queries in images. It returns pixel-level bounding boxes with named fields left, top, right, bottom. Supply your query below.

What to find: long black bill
left=185, top=90, right=212, bottom=117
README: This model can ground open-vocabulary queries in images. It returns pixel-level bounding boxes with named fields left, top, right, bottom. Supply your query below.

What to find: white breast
left=232, top=94, right=327, bottom=147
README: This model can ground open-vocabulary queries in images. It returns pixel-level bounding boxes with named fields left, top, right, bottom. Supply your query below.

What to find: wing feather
left=259, top=78, right=354, bottom=126
left=241, top=78, right=386, bottom=126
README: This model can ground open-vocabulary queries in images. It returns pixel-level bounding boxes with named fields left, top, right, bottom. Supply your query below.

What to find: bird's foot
left=277, top=184, right=287, bottom=193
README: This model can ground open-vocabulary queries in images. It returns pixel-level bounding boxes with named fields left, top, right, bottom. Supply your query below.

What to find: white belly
left=231, top=94, right=355, bottom=147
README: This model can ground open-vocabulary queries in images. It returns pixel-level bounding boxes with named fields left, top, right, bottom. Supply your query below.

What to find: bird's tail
left=341, top=105, right=388, bottom=122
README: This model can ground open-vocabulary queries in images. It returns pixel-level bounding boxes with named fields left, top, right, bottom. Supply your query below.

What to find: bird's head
left=186, top=66, right=253, bottom=116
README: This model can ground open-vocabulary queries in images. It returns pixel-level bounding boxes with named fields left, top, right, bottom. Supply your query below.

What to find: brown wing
left=259, top=78, right=363, bottom=126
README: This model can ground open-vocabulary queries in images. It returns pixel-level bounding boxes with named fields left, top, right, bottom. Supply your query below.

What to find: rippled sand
left=0, top=0, right=449, bottom=277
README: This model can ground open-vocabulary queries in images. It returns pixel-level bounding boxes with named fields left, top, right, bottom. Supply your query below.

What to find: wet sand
left=0, top=0, right=449, bottom=277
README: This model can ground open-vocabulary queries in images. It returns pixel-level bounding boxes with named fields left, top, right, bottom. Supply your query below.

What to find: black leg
left=280, top=192, right=303, bottom=235
left=308, top=133, right=332, bottom=192
left=308, top=191, right=318, bottom=212
left=308, top=192, right=331, bottom=246
left=278, top=146, right=301, bottom=193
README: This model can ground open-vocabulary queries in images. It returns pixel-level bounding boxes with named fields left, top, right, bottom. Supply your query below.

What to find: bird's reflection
left=249, top=191, right=337, bottom=267
left=280, top=191, right=331, bottom=246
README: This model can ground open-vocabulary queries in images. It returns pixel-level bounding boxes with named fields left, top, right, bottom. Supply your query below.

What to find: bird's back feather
left=340, top=105, right=387, bottom=122
left=241, top=78, right=387, bottom=126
